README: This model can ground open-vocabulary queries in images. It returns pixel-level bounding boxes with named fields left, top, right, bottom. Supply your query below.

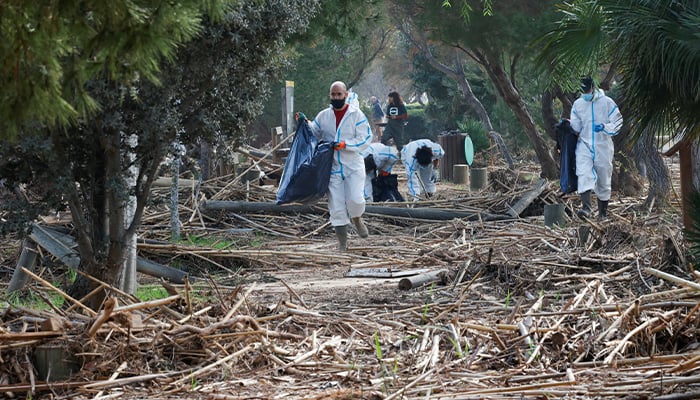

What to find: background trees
left=2, top=0, right=697, bottom=305
left=389, top=0, right=560, bottom=177
left=0, top=0, right=320, bottom=305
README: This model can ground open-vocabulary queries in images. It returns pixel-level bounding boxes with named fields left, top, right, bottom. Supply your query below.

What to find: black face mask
left=330, top=99, right=346, bottom=109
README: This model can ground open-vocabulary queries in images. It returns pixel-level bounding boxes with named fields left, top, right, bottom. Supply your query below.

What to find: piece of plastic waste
left=276, top=121, right=333, bottom=205
left=556, top=119, right=578, bottom=194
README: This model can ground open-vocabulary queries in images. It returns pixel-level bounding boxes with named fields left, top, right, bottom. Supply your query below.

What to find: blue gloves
left=594, top=124, right=605, bottom=132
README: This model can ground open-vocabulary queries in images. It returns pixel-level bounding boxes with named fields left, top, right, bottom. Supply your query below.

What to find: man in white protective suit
left=360, top=142, right=400, bottom=201
left=400, top=139, right=444, bottom=201
left=308, top=81, right=372, bottom=251
left=570, top=77, right=623, bottom=221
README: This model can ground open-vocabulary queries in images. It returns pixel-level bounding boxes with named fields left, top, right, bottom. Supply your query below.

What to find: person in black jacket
left=381, top=91, right=408, bottom=152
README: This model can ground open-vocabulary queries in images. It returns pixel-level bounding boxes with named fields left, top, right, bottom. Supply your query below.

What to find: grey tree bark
left=398, top=24, right=513, bottom=169
left=472, top=49, right=558, bottom=179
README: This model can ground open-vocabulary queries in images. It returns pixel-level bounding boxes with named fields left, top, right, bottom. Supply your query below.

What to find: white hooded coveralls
left=360, top=143, right=400, bottom=200
left=400, top=139, right=444, bottom=199
left=570, top=89, right=623, bottom=201
left=310, top=105, right=372, bottom=227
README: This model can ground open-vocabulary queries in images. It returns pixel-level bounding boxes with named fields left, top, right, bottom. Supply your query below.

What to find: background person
left=570, top=77, right=623, bottom=221
left=400, top=139, right=444, bottom=201
left=307, top=81, right=372, bottom=251
left=381, top=91, right=408, bottom=152
left=361, top=142, right=399, bottom=201
left=369, top=96, right=385, bottom=142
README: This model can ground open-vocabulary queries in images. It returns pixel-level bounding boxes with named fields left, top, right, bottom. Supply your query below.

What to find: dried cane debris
left=1, top=158, right=698, bottom=399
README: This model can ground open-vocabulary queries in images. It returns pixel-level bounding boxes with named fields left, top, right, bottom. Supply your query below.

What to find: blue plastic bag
left=556, top=120, right=578, bottom=194
left=276, top=121, right=333, bottom=205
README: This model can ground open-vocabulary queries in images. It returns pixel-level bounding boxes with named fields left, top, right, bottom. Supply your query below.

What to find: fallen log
left=201, top=201, right=511, bottom=221
left=507, top=178, right=548, bottom=217
left=398, top=269, right=448, bottom=290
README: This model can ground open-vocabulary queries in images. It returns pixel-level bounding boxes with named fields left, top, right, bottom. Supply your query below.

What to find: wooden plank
left=29, top=224, right=80, bottom=269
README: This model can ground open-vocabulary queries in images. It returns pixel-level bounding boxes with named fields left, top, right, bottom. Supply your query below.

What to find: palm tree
left=535, top=0, right=700, bottom=227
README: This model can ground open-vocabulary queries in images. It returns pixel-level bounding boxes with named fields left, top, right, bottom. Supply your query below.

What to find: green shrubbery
left=405, top=103, right=442, bottom=142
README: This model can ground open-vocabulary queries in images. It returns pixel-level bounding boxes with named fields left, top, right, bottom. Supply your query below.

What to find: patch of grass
left=373, top=332, right=383, bottom=360
left=182, top=232, right=269, bottom=249
left=6, top=289, right=65, bottom=310
left=135, top=285, right=169, bottom=302
left=66, top=268, right=77, bottom=284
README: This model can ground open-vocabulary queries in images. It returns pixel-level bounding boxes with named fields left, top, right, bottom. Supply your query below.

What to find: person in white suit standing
left=570, top=77, right=623, bottom=221
left=308, top=81, right=372, bottom=251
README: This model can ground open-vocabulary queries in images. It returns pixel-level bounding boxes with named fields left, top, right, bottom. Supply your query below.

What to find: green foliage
left=490, top=99, right=533, bottom=153
left=456, top=118, right=490, bottom=153
left=447, top=336, right=465, bottom=359
left=441, top=0, right=494, bottom=21
left=6, top=289, right=65, bottom=310
left=259, top=0, right=390, bottom=128
left=373, top=332, right=383, bottom=359
left=405, top=12, right=543, bottom=153
left=0, top=0, right=320, bottom=294
left=404, top=106, right=440, bottom=142
left=135, top=285, right=170, bottom=302
left=0, top=0, right=235, bottom=139
left=184, top=235, right=236, bottom=250
left=293, top=0, right=384, bottom=43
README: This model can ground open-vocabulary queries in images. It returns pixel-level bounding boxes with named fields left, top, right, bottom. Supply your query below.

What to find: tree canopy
left=0, top=0, right=320, bottom=303
left=0, top=1, right=235, bottom=138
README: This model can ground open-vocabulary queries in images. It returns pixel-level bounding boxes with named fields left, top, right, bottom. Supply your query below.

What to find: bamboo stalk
left=646, top=267, right=700, bottom=291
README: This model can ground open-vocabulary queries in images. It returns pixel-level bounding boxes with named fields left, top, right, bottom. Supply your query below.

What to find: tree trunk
left=479, top=53, right=558, bottom=179
left=399, top=25, right=494, bottom=131
left=68, top=127, right=131, bottom=309
left=171, top=157, right=181, bottom=242
left=397, top=26, right=516, bottom=168
left=118, top=133, right=139, bottom=295
left=6, top=239, right=38, bottom=294
left=693, top=139, right=700, bottom=191
left=200, top=141, right=211, bottom=181
left=636, top=132, right=671, bottom=210
left=541, top=89, right=558, bottom=142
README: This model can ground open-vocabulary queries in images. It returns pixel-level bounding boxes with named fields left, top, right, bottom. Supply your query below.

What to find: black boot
left=335, top=225, right=348, bottom=251
left=598, top=199, right=609, bottom=221
left=577, top=190, right=592, bottom=219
